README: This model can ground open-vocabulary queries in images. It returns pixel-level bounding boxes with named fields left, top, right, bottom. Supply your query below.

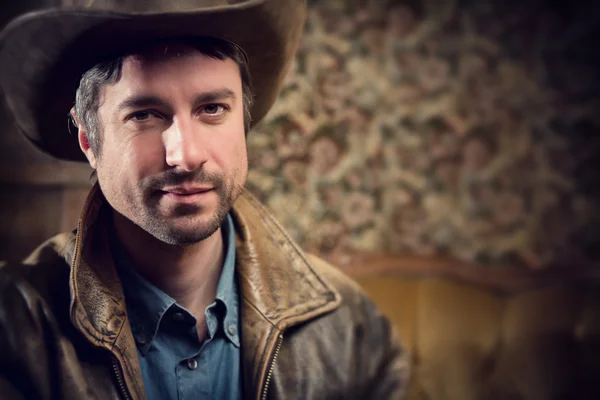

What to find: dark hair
left=73, top=37, right=253, bottom=156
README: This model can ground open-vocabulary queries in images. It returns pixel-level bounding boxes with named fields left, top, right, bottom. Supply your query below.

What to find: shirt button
left=187, top=358, right=198, bottom=370
left=173, top=312, right=185, bottom=322
left=228, top=325, right=237, bottom=335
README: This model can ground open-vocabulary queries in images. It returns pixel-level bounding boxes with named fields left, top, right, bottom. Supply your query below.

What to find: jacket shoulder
left=0, top=232, right=75, bottom=301
left=0, top=232, right=83, bottom=400
left=305, top=253, right=368, bottom=305
left=23, top=231, right=75, bottom=266
left=299, top=254, right=410, bottom=398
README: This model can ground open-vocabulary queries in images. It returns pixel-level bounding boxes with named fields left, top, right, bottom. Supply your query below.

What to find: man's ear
left=71, top=107, right=97, bottom=169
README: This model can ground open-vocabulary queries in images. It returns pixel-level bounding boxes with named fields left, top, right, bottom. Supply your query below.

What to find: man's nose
left=164, top=117, right=208, bottom=171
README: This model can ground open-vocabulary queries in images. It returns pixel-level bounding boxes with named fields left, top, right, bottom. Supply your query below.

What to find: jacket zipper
left=112, top=357, right=132, bottom=400
left=260, top=334, right=283, bottom=400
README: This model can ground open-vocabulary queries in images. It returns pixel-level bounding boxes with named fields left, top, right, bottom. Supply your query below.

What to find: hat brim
left=0, top=1, right=305, bottom=161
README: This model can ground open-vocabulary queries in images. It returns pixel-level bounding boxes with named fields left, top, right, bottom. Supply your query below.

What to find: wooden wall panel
left=0, top=185, right=63, bottom=261
left=0, top=182, right=92, bottom=262
left=59, top=187, right=91, bottom=232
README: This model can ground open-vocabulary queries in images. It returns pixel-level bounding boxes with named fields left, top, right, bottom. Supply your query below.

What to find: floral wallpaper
left=246, top=0, right=600, bottom=269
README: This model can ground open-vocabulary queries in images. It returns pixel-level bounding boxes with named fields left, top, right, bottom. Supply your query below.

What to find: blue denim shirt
left=111, top=214, right=241, bottom=400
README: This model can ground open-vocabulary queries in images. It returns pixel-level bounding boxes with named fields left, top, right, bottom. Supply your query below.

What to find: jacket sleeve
left=0, top=379, right=26, bottom=400
left=0, top=269, right=53, bottom=400
left=358, top=293, right=411, bottom=399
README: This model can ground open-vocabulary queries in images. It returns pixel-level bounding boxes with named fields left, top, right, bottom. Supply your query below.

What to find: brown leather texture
left=0, top=185, right=408, bottom=400
left=355, top=271, right=600, bottom=400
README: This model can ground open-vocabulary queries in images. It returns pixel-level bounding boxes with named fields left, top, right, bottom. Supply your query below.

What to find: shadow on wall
left=246, top=0, right=600, bottom=270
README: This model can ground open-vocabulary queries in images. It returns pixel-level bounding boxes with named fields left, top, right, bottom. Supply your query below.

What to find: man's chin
left=151, top=227, right=219, bottom=246
left=146, top=215, right=225, bottom=246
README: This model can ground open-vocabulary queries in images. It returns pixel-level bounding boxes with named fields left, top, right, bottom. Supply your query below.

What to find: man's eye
left=202, top=104, right=226, bottom=115
left=129, top=110, right=155, bottom=121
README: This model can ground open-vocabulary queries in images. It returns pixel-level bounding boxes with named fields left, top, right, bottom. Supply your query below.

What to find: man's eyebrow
left=117, top=95, right=168, bottom=113
left=116, top=89, right=237, bottom=113
left=192, top=88, right=236, bottom=107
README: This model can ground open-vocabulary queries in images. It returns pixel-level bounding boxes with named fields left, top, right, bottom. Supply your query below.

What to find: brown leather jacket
left=0, top=184, right=408, bottom=399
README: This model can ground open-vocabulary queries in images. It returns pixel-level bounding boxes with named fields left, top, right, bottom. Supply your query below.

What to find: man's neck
left=112, top=211, right=225, bottom=320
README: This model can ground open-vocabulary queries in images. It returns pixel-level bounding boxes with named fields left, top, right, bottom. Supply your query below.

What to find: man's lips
left=157, top=187, right=215, bottom=205
left=160, top=186, right=214, bottom=195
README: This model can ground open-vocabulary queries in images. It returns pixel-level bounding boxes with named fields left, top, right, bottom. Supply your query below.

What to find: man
left=0, top=1, right=408, bottom=399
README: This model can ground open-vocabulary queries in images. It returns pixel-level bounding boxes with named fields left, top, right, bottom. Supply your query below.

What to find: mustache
left=144, top=169, right=224, bottom=191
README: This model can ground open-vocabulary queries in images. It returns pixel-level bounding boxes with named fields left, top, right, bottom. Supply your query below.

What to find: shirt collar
left=111, top=213, right=240, bottom=352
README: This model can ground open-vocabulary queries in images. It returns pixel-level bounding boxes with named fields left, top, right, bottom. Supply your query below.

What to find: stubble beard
left=127, top=168, right=243, bottom=246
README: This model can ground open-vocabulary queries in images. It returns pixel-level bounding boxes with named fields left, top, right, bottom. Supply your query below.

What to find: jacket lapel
left=232, top=190, right=341, bottom=399
left=69, top=184, right=145, bottom=400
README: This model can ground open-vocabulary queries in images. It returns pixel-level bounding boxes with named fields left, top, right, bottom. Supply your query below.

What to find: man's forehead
left=97, top=41, right=241, bottom=108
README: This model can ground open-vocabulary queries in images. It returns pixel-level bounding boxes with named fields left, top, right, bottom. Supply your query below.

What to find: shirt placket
left=174, top=303, right=219, bottom=400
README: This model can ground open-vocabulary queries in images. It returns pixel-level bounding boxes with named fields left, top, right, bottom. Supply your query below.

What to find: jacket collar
left=230, top=190, right=342, bottom=398
left=68, top=183, right=341, bottom=400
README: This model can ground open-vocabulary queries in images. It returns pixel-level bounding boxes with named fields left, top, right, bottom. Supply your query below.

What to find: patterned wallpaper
left=246, top=0, right=600, bottom=269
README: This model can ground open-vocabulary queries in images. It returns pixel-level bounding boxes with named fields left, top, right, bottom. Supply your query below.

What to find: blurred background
left=1, top=0, right=600, bottom=399
left=246, top=0, right=600, bottom=271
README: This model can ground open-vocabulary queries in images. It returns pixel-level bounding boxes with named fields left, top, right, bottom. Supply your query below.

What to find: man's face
left=84, top=44, right=248, bottom=245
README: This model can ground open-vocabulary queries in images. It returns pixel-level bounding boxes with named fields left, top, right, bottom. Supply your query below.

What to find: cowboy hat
left=0, top=0, right=306, bottom=161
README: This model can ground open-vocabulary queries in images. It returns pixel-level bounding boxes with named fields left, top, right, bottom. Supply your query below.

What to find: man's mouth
left=158, top=186, right=215, bottom=204
left=161, top=186, right=214, bottom=195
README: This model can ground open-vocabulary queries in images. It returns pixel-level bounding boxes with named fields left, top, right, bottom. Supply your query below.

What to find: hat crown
left=66, top=0, right=254, bottom=13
